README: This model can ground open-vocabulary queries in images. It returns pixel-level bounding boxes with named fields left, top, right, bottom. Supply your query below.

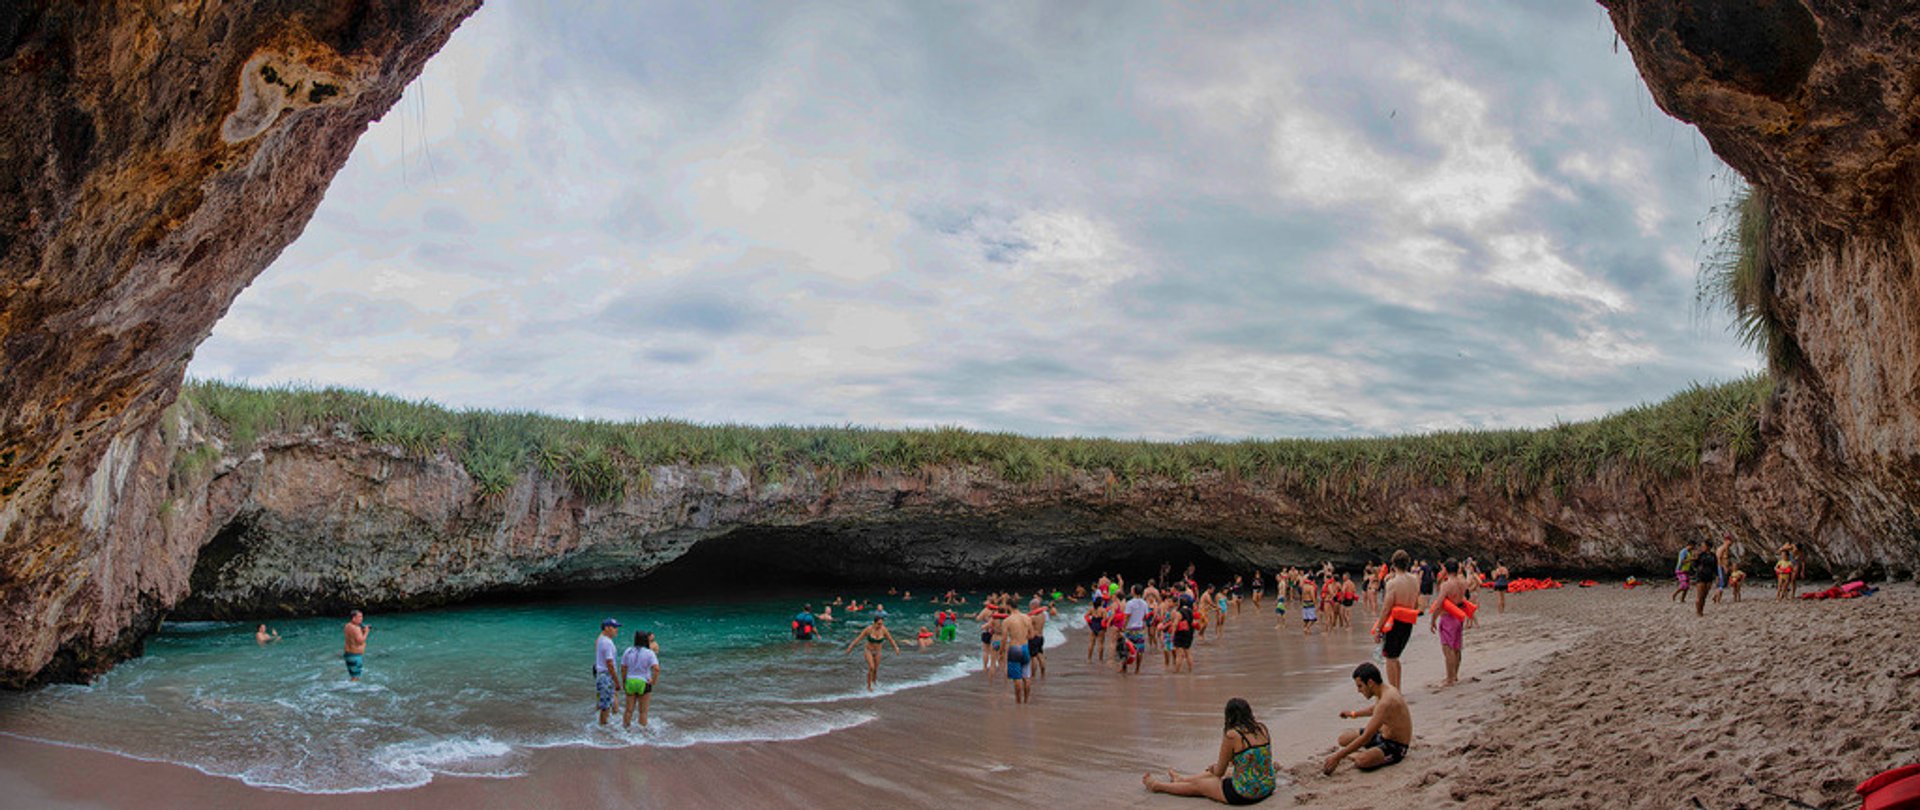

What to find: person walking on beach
left=1429, top=559, right=1468, bottom=688
left=1299, top=576, right=1319, bottom=635
left=1671, top=544, right=1693, bottom=602
left=619, top=630, right=660, bottom=728
left=1779, top=541, right=1802, bottom=598
left=1121, top=585, right=1151, bottom=674
left=1371, top=551, right=1419, bottom=691
left=255, top=624, right=280, bottom=645
left=1324, top=662, right=1412, bottom=775
left=1689, top=538, right=1718, bottom=617
left=1490, top=563, right=1510, bottom=614
left=593, top=618, right=620, bottom=725
left=1001, top=608, right=1035, bottom=704
left=1417, top=559, right=1437, bottom=612
left=845, top=615, right=902, bottom=691
left=1142, top=697, right=1275, bottom=804
left=1712, top=535, right=1733, bottom=604
left=342, top=611, right=372, bottom=682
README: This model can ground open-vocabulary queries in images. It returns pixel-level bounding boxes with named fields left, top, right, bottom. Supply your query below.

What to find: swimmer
left=255, top=624, right=280, bottom=645
left=843, top=615, right=902, bottom=691
left=1324, top=662, right=1412, bottom=775
left=1001, top=608, right=1035, bottom=704
left=1142, top=697, right=1275, bottom=804
left=916, top=626, right=933, bottom=648
left=1026, top=597, right=1057, bottom=678
left=1428, top=559, right=1467, bottom=688
left=619, top=630, right=660, bottom=728
left=1371, top=551, right=1419, bottom=691
left=343, top=610, right=373, bottom=682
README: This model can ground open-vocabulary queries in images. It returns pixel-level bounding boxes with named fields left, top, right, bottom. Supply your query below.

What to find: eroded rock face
left=1606, top=0, right=1920, bottom=568
left=164, top=414, right=1861, bottom=622
left=0, top=2, right=478, bottom=687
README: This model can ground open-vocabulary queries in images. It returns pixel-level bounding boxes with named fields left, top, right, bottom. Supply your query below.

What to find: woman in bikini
left=1143, top=697, right=1275, bottom=804
left=843, top=615, right=901, bottom=691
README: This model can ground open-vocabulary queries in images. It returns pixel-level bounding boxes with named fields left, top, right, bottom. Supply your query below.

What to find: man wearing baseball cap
left=595, top=618, right=621, bottom=725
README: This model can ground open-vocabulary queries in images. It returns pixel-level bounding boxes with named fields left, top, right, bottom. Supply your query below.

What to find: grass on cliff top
left=176, top=375, right=1772, bottom=504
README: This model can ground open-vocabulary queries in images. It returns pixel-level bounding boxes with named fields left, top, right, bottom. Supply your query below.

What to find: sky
left=187, top=0, right=1760, bottom=441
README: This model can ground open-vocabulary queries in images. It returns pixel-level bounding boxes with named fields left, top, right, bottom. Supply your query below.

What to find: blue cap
left=602, top=618, right=621, bottom=628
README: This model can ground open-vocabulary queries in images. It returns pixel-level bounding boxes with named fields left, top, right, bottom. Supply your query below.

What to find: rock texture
left=1606, top=0, right=1920, bottom=572
left=164, top=409, right=1855, bottom=622
left=0, top=1, right=478, bottom=686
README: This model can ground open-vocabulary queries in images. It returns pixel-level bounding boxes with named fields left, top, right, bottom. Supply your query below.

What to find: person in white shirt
left=619, top=630, right=662, bottom=728
left=594, top=618, right=620, bottom=725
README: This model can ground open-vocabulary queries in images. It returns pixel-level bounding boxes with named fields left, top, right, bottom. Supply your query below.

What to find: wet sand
left=4, top=583, right=1915, bottom=808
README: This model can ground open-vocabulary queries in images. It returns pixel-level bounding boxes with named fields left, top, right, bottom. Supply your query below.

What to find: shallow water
left=0, top=591, right=1013, bottom=793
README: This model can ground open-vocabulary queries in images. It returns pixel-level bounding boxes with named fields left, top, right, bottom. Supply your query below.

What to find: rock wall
left=1606, top=0, right=1920, bottom=570
left=0, top=1, right=479, bottom=687
left=163, top=409, right=1864, bottom=623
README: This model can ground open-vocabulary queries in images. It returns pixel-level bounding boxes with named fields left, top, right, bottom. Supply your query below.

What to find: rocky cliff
left=4, top=1, right=1920, bottom=687
left=0, top=1, right=479, bottom=686
left=1606, top=0, right=1920, bottom=571
left=160, top=393, right=1863, bottom=622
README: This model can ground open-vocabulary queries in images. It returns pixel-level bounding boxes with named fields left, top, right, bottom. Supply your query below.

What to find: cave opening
left=625, top=525, right=1248, bottom=598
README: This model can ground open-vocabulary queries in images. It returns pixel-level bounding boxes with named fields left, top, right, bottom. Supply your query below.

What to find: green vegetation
left=177, top=375, right=1773, bottom=505
left=1699, top=185, right=1801, bottom=375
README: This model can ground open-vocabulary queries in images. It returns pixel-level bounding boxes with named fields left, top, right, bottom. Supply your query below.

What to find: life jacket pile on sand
left=1799, top=580, right=1877, bottom=600
left=1503, top=577, right=1562, bottom=593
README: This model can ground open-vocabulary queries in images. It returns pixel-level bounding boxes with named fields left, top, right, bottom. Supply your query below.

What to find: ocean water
left=0, top=592, right=1053, bottom=794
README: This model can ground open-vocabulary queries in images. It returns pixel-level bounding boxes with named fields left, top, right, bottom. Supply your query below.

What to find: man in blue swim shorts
left=342, top=610, right=372, bottom=682
left=1001, top=609, right=1034, bottom=704
left=594, top=618, right=621, bottom=725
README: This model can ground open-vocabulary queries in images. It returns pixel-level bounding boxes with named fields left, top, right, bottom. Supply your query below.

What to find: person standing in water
left=255, top=624, right=280, bottom=645
left=844, top=615, right=902, bottom=691
left=342, top=611, right=372, bottom=682
left=594, top=618, right=621, bottom=725
left=1026, top=597, right=1056, bottom=678
left=1141, top=697, right=1275, bottom=804
left=619, top=630, right=660, bottom=729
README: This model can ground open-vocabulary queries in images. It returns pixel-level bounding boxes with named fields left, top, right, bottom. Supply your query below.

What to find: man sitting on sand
left=1324, top=662, right=1412, bottom=775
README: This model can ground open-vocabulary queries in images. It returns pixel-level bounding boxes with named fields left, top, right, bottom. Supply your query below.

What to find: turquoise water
left=0, top=592, right=1054, bottom=793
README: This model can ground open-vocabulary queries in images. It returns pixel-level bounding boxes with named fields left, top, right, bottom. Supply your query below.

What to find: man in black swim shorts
left=1325, top=662, right=1413, bottom=774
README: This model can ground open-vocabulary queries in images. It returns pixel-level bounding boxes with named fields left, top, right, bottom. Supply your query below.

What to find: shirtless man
left=844, top=616, right=902, bottom=691
left=255, top=624, right=280, bottom=645
left=1324, top=662, right=1412, bottom=775
left=342, top=611, right=372, bottom=682
left=1429, top=559, right=1468, bottom=688
left=1025, top=597, right=1057, bottom=678
left=1299, top=577, right=1319, bottom=635
left=1371, top=551, right=1420, bottom=691
left=1001, top=608, right=1035, bottom=704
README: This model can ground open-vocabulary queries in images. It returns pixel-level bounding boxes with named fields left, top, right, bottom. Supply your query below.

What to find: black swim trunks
left=1381, top=620, right=1413, bottom=659
left=1028, top=635, right=1045, bottom=656
left=981, top=630, right=993, bottom=645
left=1363, top=732, right=1407, bottom=768
left=1173, top=630, right=1194, bottom=649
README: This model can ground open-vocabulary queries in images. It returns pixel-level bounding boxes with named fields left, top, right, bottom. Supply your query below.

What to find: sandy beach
left=3, top=582, right=1915, bottom=808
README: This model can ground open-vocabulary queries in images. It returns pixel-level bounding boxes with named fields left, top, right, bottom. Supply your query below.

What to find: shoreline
left=1, top=582, right=1913, bottom=807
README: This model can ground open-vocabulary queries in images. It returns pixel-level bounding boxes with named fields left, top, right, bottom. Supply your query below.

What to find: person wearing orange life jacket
left=1428, top=559, right=1470, bottom=688
left=1371, top=551, right=1420, bottom=691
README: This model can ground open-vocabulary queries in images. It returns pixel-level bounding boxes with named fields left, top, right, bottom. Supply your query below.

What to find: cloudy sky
left=189, top=1, right=1758, bottom=440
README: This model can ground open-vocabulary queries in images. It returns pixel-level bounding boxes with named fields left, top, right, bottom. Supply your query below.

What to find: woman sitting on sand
left=1144, top=697, right=1275, bottom=804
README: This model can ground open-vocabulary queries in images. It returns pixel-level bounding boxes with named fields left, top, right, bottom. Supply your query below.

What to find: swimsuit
left=623, top=677, right=652, bottom=696
left=1363, top=732, right=1408, bottom=767
left=594, top=670, right=616, bottom=711
left=1438, top=613, right=1463, bottom=650
left=1381, top=618, right=1413, bottom=658
left=1221, top=731, right=1275, bottom=805
left=1005, top=642, right=1031, bottom=679
left=342, top=652, right=364, bottom=679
